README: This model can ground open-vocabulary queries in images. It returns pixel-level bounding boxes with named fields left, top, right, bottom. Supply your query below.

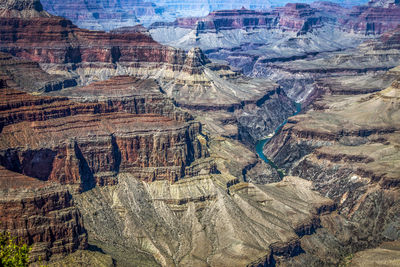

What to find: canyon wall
left=262, top=66, right=400, bottom=265
left=0, top=167, right=88, bottom=261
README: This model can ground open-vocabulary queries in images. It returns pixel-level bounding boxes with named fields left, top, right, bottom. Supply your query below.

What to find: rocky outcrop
left=151, top=4, right=327, bottom=35
left=0, top=4, right=293, bottom=121
left=0, top=85, right=111, bottom=129
left=275, top=3, right=326, bottom=34
left=249, top=27, right=400, bottom=103
left=0, top=57, right=334, bottom=267
left=374, top=25, right=400, bottom=50
left=0, top=166, right=87, bottom=261
left=0, top=14, right=175, bottom=65
left=0, top=46, right=223, bottom=264
left=0, top=0, right=52, bottom=18
left=149, top=0, right=400, bottom=105
left=2, top=1, right=385, bottom=266
left=0, top=52, right=77, bottom=93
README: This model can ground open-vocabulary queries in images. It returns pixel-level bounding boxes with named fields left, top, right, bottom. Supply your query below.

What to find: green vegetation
left=0, top=232, right=31, bottom=267
left=338, top=253, right=354, bottom=267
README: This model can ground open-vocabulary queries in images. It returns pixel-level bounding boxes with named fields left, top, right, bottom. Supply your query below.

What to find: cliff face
left=152, top=4, right=326, bottom=34
left=0, top=167, right=88, bottom=261
left=5, top=0, right=398, bottom=265
left=0, top=16, right=173, bottom=65
left=0, top=74, right=209, bottom=187
left=149, top=1, right=400, bottom=105
left=40, top=0, right=272, bottom=30
left=0, top=54, right=219, bottom=265
left=341, top=4, right=400, bottom=35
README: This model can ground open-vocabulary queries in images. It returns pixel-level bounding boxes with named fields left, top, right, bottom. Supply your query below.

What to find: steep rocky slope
left=0, top=55, right=212, bottom=263
left=2, top=0, right=399, bottom=266
left=251, top=24, right=400, bottom=103
left=341, top=0, right=400, bottom=34
left=261, top=66, right=400, bottom=265
left=0, top=166, right=88, bottom=261
left=0, top=52, right=77, bottom=93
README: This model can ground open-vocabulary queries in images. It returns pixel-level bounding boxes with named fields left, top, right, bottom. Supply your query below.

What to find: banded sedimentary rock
left=342, top=1, right=400, bottom=35
left=0, top=52, right=77, bottom=93
left=0, top=100, right=209, bottom=187
left=0, top=166, right=87, bottom=261
left=50, top=75, right=192, bottom=122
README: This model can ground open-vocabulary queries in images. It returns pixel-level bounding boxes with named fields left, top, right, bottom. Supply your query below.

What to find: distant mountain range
left=41, top=0, right=370, bottom=30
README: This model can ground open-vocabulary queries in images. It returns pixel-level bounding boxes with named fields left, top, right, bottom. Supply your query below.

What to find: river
left=255, top=102, right=301, bottom=167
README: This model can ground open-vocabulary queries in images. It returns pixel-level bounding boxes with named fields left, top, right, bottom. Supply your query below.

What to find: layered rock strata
left=0, top=52, right=77, bottom=93
left=342, top=1, right=400, bottom=35
left=0, top=1, right=293, bottom=120
left=251, top=24, right=400, bottom=103
left=0, top=55, right=335, bottom=267
left=40, top=0, right=272, bottom=30
left=0, top=88, right=209, bottom=187
left=0, top=166, right=88, bottom=261
left=149, top=1, right=400, bottom=105
left=262, top=67, right=400, bottom=264
left=49, top=75, right=192, bottom=122
left=0, top=1, right=363, bottom=266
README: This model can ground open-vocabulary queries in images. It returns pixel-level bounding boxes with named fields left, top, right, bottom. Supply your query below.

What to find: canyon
left=149, top=0, right=400, bottom=103
left=0, top=0, right=399, bottom=266
left=38, top=0, right=368, bottom=31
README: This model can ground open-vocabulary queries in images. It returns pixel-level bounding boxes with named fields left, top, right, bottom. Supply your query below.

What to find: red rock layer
left=0, top=83, right=209, bottom=187
left=376, top=25, right=400, bottom=50
left=56, top=75, right=192, bottom=122
left=0, top=166, right=88, bottom=261
left=152, top=2, right=400, bottom=36
left=0, top=87, right=111, bottom=129
left=161, top=5, right=323, bottom=34
left=0, top=16, right=177, bottom=64
left=0, top=112, right=207, bottom=186
left=341, top=5, right=400, bottom=34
